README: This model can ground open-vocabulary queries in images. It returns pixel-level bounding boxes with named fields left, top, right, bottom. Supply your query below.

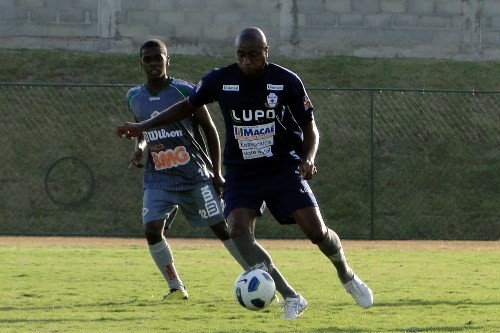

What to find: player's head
left=235, top=27, right=269, bottom=78
left=139, top=39, right=169, bottom=79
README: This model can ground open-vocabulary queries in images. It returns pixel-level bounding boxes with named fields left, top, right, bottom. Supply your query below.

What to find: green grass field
left=1, top=237, right=498, bottom=332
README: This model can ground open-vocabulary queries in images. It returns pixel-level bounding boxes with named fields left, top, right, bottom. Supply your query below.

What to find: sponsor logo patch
left=199, top=185, right=220, bottom=218
left=151, top=146, right=190, bottom=170
left=223, top=85, right=239, bottom=91
left=241, top=146, right=273, bottom=159
left=144, top=129, right=183, bottom=141
left=267, top=84, right=283, bottom=91
left=233, top=122, right=275, bottom=140
left=238, top=137, right=274, bottom=149
left=265, top=93, right=278, bottom=108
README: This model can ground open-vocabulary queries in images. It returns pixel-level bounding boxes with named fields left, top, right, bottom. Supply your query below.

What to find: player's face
left=140, top=47, right=168, bottom=80
left=236, top=39, right=268, bottom=78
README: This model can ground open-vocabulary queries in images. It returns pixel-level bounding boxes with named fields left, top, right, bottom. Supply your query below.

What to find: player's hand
left=130, top=148, right=144, bottom=168
left=115, top=122, right=143, bottom=139
left=299, top=159, right=318, bottom=180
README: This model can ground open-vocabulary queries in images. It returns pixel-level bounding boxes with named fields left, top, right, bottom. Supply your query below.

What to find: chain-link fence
left=1, top=84, right=498, bottom=240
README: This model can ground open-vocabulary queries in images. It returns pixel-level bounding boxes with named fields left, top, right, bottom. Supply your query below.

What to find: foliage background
left=0, top=50, right=498, bottom=240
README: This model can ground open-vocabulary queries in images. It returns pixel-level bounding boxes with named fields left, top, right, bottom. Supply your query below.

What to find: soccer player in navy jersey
left=117, top=29, right=373, bottom=319
left=124, top=39, right=248, bottom=301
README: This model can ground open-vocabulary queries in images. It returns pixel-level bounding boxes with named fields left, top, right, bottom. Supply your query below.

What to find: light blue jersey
left=127, top=77, right=213, bottom=191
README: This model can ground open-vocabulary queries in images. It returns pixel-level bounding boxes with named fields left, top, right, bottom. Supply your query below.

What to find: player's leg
left=265, top=168, right=356, bottom=282
left=177, top=183, right=248, bottom=270
left=143, top=189, right=188, bottom=300
left=229, top=208, right=307, bottom=319
left=293, top=205, right=374, bottom=308
left=292, top=206, right=353, bottom=281
left=228, top=208, right=298, bottom=299
left=265, top=167, right=372, bottom=310
left=209, top=220, right=249, bottom=270
left=223, top=176, right=305, bottom=318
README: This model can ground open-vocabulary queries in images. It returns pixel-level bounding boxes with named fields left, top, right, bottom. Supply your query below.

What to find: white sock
left=148, top=238, right=183, bottom=290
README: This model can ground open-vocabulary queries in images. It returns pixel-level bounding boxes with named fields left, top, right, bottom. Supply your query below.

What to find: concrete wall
left=0, top=0, right=499, bottom=60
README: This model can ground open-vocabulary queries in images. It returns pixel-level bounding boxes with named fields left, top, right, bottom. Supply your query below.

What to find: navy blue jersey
left=127, top=77, right=212, bottom=190
left=189, top=63, right=314, bottom=179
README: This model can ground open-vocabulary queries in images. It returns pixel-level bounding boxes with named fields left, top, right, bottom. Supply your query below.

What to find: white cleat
left=342, top=274, right=373, bottom=308
left=281, top=293, right=308, bottom=319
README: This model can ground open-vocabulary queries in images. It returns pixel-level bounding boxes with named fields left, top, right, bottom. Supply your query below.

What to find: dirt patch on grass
left=0, top=236, right=498, bottom=251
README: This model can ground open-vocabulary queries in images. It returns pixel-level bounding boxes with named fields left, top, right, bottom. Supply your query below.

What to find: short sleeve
left=287, top=75, right=314, bottom=126
left=188, top=69, right=219, bottom=107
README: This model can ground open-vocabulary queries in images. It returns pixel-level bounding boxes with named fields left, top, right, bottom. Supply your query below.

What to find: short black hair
left=140, top=39, right=167, bottom=57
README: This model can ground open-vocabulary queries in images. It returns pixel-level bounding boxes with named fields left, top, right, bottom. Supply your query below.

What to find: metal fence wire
left=0, top=84, right=498, bottom=240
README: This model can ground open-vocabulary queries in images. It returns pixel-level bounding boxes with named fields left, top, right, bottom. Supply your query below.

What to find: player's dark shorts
left=223, top=167, right=318, bottom=224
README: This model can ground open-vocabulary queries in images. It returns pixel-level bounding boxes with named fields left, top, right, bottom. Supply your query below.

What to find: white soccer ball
left=234, top=269, right=276, bottom=311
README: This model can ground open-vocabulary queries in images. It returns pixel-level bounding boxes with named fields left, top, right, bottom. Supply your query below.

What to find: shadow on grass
left=306, top=327, right=481, bottom=333
left=372, top=299, right=499, bottom=307
left=0, top=298, right=147, bottom=313
left=388, top=325, right=480, bottom=332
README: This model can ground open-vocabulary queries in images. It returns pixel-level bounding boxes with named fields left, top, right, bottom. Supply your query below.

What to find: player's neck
left=241, top=63, right=267, bottom=81
left=147, top=76, right=169, bottom=94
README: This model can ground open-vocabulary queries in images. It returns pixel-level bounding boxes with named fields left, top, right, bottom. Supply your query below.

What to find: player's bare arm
left=299, top=120, right=319, bottom=180
left=115, top=98, right=198, bottom=138
left=194, top=105, right=225, bottom=192
left=130, top=133, right=146, bottom=168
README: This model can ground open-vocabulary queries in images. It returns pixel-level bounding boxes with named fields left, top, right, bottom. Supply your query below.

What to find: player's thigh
left=292, top=206, right=328, bottom=243
left=223, top=177, right=265, bottom=219
left=264, top=169, right=318, bottom=224
left=178, top=183, right=225, bottom=227
left=227, top=208, right=259, bottom=237
left=142, top=188, right=178, bottom=225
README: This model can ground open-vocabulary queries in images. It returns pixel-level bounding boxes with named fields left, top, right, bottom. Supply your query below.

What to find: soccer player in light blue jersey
left=117, top=29, right=373, bottom=319
left=124, top=39, right=248, bottom=301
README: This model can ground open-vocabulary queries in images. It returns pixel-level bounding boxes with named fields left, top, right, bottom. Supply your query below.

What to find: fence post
left=370, top=89, right=375, bottom=240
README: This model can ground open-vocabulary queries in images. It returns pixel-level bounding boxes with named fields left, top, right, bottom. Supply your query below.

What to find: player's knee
left=210, top=221, right=230, bottom=241
left=144, top=220, right=164, bottom=244
left=229, top=227, right=245, bottom=239
left=308, top=227, right=329, bottom=244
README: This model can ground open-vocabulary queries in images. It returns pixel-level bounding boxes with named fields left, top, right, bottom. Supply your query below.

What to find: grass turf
left=1, top=237, right=498, bottom=332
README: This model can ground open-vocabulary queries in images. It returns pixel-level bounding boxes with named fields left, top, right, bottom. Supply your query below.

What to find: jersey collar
left=146, top=76, right=174, bottom=96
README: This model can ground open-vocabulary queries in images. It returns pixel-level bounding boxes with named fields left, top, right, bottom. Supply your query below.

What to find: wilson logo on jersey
left=151, top=146, right=190, bottom=170
left=144, top=129, right=183, bottom=141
